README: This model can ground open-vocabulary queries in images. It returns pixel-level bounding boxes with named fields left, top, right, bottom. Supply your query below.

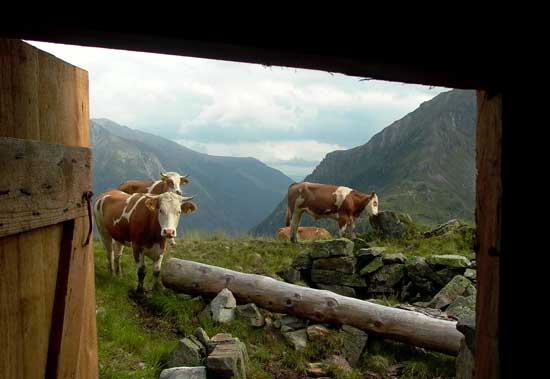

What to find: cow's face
left=362, top=193, right=379, bottom=217
left=161, top=172, right=190, bottom=196
left=146, top=193, right=196, bottom=239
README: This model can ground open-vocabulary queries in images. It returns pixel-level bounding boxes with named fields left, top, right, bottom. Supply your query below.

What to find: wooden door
left=0, top=39, right=98, bottom=378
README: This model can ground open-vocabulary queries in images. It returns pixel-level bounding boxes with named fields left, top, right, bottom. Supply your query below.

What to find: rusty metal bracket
left=82, top=191, right=94, bottom=247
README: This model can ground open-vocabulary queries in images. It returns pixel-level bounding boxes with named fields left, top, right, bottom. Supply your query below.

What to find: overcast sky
left=27, top=40, right=449, bottom=180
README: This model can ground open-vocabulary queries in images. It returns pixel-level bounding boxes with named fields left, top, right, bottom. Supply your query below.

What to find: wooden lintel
left=0, top=137, right=92, bottom=238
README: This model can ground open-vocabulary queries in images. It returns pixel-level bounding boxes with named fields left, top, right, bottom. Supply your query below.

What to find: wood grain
left=162, top=258, right=463, bottom=355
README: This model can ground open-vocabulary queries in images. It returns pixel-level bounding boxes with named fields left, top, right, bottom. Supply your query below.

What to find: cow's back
left=118, top=180, right=153, bottom=194
left=289, top=182, right=341, bottom=215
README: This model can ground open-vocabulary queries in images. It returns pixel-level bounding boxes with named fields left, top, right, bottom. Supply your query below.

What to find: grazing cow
left=286, top=182, right=379, bottom=242
left=276, top=226, right=332, bottom=241
left=118, top=171, right=189, bottom=196
left=93, top=189, right=197, bottom=292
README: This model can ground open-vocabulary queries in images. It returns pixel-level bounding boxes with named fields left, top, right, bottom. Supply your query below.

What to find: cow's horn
left=180, top=194, right=196, bottom=202
left=160, top=171, right=168, bottom=178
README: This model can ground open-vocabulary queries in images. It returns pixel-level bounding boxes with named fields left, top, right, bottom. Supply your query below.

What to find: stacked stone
left=162, top=328, right=248, bottom=379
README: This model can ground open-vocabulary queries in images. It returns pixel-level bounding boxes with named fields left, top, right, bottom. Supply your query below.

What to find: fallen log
left=162, top=258, right=463, bottom=355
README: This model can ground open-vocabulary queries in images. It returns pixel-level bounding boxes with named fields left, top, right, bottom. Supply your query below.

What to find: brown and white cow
left=118, top=171, right=189, bottom=196
left=93, top=189, right=197, bottom=292
left=286, top=182, right=378, bottom=242
left=276, top=226, right=332, bottom=241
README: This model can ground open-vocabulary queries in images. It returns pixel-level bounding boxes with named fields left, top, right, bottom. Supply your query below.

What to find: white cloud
left=25, top=40, right=450, bottom=178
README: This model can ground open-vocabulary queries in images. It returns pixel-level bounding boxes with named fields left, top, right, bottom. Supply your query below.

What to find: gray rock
left=291, top=251, right=312, bottom=270
left=280, top=325, right=294, bottom=333
left=446, top=295, right=476, bottom=320
left=316, top=284, right=357, bottom=298
left=207, top=335, right=247, bottom=379
left=464, top=268, right=476, bottom=281
left=210, top=288, right=236, bottom=323
left=277, top=267, right=301, bottom=283
left=340, top=325, right=368, bottom=367
left=456, top=337, right=474, bottom=379
left=428, top=275, right=476, bottom=310
left=433, top=268, right=463, bottom=286
left=273, top=315, right=308, bottom=330
left=166, top=338, right=205, bottom=368
left=312, top=256, right=357, bottom=273
left=306, top=324, right=332, bottom=342
left=355, top=247, right=387, bottom=266
left=176, top=293, right=195, bottom=301
left=369, top=211, right=407, bottom=238
left=235, top=303, right=265, bottom=327
left=311, top=269, right=367, bottom=287
left=206, top=333, right=235, bottom=355
left=351, top=237, right=369, bottom=251
left=382, top=253, right=406, bottom=264
left=423, top=219, right=463, bottom=238
left=456, top=314, right=476, bottom=353
left=159, top=367, right=207, bottom=379
left=283, top=329, right=308, bottom=350
left=309, top=238, right=354, bottom=259
left=426, top=254, right=471, bottom=269
left=193, top=327, right=210, bottom=348
left=404, top=256, right=440, bottom=293
left=368, top=264, right=406, bottom=290
left=359, top=257, right=384, bottom=276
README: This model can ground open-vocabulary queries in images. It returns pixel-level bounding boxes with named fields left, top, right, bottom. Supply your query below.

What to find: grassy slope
left=94, top=230, right=463, bottom=378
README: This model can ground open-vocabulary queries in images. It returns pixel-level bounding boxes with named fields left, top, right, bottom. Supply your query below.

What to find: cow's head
left=160, top=172, right=190, bottom=196
left=145, top=192, right=197, bottom=239
left=362, top=192, right=379, bottom=217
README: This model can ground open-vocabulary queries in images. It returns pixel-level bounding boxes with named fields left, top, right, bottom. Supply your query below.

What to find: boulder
left=283, top=329, right=308, bottom=350
left=316, top=284, right=357, bottom=298
left=273, top=315, right=308, bottom=330
left=309, top=238, right=354, bottom=259
left=340, top=325, right=368, bottom=367
left=433, top=268, right=463, bottom=286
left=159, top=367, right=207, bottom=379
left=369, top=211, right=407, bottom=238
left=166, top=338, right=206, bottom=368
left=464, top=268, right=476, bottom=282
left=382, top=253, right=406, bottom=264
left=291, top=251, right=313, bottom=270
left=207, top=336, right=248, bottom=379
left=404, top=256, right=440, bottom=294
left=355, top=247, right=387, bottom=266
left=426, top=254, right=471, bottom=269
left=423, top=219, right=463, bottom=238
left=359, top=257, right=384, bottom=276
left=446, top=295, right=476, bottom=320
left=351, top=237, right=369, bottom=251
left=368, top=264, right=406, bottom=289
left=277, top=267, right=301, bottom=283
left=210, top=288, right=236, bottom=323
left=312, top=256, right=357, bottom=273
left=456, top=337, right=475, bottom=379
left=311, top=269, right=367, bottom=287
left=428, top=275, right=476, bottom=310
left=235, top=303, right=265, bottom=327
left=206, top=333, right=235, bottom=354
left=193, top=327, right=210, bottom=348
left=306, top=324, right=332, bottom=342
left=456, top=314, right=476, bottom=353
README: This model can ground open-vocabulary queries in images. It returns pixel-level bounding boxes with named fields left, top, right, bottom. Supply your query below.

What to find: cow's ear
left=181, top=201, right=197, bottom=214
left=144, top=197, right=158, bottom=212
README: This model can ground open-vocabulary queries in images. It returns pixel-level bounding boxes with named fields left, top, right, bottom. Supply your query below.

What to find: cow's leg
left=338, top=215, right=350, bottom=238
left=97, top=233, right=114, bottom=274
left=112, top=241, right=124, bottom=276
left=151, top=244, right=165, bottom=292
left=289, top=210, right=303, bottom=243
left=133, top=246, right=146, bottom=293
left=349, top=218, right=357, bottom=239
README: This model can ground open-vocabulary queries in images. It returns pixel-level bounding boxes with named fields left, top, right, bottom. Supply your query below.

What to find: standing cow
left=118, top=171, right=189, bottom=196
left=286, top=182, right=379, bottom=242
left=94, top=189, right=197, bottom=292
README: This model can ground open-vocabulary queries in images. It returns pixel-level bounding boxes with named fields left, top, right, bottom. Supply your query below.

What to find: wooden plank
left=475, top=90, right=502, bottom=378
left=0, top=234, right=23, bottom=378
left=0, top=137, right=92, bottom=238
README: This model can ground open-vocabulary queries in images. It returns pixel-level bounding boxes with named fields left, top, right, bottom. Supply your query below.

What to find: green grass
left=94, top=233, right=459, bottom=378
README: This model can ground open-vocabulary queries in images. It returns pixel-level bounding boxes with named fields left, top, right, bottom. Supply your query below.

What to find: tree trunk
left=162, top=258, right=462, bottom=355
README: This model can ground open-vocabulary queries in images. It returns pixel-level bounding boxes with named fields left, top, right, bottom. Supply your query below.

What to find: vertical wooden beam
left=475, top=90, right=502, bottom=378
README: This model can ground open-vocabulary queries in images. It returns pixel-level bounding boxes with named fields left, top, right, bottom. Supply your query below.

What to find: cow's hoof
left=152, top=284, right=163, bottom=293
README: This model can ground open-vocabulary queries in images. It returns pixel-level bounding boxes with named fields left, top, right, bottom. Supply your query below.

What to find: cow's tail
left=285, top=207, right=291, bottom=227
